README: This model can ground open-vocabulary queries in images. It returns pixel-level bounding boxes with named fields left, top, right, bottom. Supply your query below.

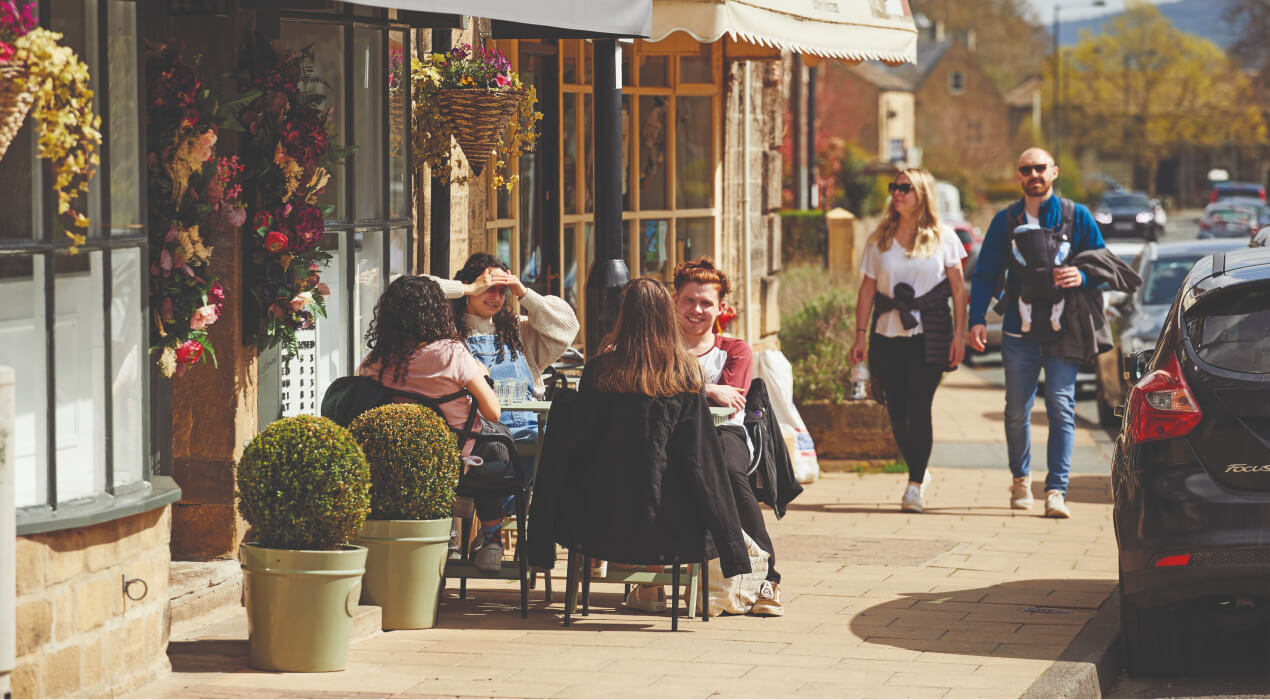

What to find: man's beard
left=1023, top=179, right=1048, bottom=195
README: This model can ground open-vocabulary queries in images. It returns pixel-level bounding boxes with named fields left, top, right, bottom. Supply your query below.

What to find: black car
left=1094, top=191, right=1164, bottom=240
left=1094, top=239, right=1248, bottom=426
left=1112, top=248, right=1270, bottom=676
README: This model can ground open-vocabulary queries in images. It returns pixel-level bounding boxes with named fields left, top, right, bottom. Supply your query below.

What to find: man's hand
left=704, top=383, right=746, bottom=414
left=1054, top=266, right=1083, bottom=289
left=969, top=324, right=988, bottom=352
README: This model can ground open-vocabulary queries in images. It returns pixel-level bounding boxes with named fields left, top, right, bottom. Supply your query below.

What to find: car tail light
left=1124, top=353, right=1202, bottom=446
left=1154, top=554, right=1191, bottom=567
left=1211, top=190, right=1219, bottom=203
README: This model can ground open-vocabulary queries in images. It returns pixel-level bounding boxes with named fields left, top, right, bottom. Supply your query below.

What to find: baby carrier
left=1000, top=198, right=1075, bottom=343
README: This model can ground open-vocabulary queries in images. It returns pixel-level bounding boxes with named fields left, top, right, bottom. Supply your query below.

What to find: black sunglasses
left=1018, top=164, right=1050, bottom=176
left=887, top=182, right=913, bottom=194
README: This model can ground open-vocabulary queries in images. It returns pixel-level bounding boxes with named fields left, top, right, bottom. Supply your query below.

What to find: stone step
left=169, top=560, right=243, bottom=636
left=351, top=604, right=383, bottom=643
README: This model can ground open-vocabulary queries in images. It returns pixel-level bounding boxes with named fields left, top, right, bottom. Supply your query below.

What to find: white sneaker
left=901, top=483, right=923, bottom=513
left=1045, top=490, right=1071, bottom=519
left=920, top=469, right=932, bottom=498
left=621, top=585, right=666, bottom=613
left=472, top=537, right=504, bottom=574
left=1010, top=477, right=1034, bottom=510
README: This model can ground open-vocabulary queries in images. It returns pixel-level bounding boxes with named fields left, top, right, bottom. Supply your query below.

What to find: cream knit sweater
left=428, top=276, right=580, bottom=398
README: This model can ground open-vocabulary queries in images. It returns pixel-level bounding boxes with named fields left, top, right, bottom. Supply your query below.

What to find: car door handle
left=1113, top=404, right=1126, bottom=418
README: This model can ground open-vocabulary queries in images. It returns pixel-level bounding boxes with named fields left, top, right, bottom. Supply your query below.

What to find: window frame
left=13, top=0, right=180, bottom=536
left=487, top=37, right=723, bottom=342
left=949, top=70, right=966, bottom=95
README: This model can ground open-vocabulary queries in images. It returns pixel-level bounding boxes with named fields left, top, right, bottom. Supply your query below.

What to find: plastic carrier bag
left=754, top=349, right=820, bottom=484
left=702, top=531, right=771, bottom=616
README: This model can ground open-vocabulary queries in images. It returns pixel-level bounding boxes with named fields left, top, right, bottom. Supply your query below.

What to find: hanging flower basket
left=435, top=87, right=522, bottom=176
left=0, top=59, right=34, bottom=162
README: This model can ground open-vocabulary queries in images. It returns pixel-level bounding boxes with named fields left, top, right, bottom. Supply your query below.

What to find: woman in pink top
left=357, top=276, right=501, bottom=456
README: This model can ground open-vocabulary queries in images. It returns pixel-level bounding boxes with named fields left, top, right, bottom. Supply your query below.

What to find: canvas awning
left=358, top=0, right=652, bottom=37
left=650, top=0, right=917, bottom=64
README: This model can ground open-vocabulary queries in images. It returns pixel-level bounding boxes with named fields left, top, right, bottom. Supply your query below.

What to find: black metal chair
left=561, top=550, right=710, bottom=631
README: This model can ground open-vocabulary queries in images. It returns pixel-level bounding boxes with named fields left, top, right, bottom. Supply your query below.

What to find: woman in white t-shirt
left=847, top=168, right=968, bottom=514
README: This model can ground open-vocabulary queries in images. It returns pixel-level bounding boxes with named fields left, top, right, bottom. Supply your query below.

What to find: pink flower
left=208, top=282, right=226, bottom=306
left=189, top=304, right=219, bottom=330
left=0, top=42, right=14, bottom=64
left=316, top=282, right=330, bottom=297
left=289, top=291, right=314, bottom=312
left=223, top=206, right=246, bottom=228
left=264, top=231, right=289, bottom=253
left=495, top=73, right=509, bottom=88
left=175, top=339, right=204, bottom=365
left=159, top=249, right=173, bottom=274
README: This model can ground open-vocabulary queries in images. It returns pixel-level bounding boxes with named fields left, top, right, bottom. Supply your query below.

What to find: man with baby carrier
left=969, top=148, right=1138, bottom=519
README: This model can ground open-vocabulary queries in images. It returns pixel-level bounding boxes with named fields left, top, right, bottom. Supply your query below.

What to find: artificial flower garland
left=398, top=42, right=541, bottom=189
left=3, top=0, right=100, bottom=252
left=145, top=41, right=249, bottom=377
left=237, top=37, right=350, bottom=362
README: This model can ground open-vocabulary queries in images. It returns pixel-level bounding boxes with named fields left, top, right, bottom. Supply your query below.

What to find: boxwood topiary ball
left=236, top=414, right=371, bottom=550
left=349, top=403, right=461, bottom=521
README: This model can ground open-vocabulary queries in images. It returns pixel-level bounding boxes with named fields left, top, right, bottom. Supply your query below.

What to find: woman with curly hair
left=357, top=275, right=512, bottom=572
left=357, top=276, right=501, bottom=446
left=447, top=253, right=580, bottom=443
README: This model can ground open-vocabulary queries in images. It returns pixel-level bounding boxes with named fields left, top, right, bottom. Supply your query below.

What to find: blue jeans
left=1001, top=333, right=1079, bottom=494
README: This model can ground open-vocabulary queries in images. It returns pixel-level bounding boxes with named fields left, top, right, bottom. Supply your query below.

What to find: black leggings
left=868, top=333, right=945, bottom=485
left=718, top=424, right=779, bottom=583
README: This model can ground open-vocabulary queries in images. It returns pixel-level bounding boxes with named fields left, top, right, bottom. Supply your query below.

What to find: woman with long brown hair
left=848, top=168, right=968, bottom=514
left=590, top=278, right=704, bottom=397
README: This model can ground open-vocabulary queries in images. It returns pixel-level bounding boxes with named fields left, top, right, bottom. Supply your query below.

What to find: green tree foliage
left=1052, top=2, right=1266, bottom=193
left=817, top=140, right=891, bottom=216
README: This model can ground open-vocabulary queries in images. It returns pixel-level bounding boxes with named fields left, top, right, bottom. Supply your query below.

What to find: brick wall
left=13, top=507, right=172, bottom=698
left=915, top=43, right=1013, bottom=178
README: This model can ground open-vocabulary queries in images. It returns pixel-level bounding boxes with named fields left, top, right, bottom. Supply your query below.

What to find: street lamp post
left=1052, top=0, right=1106, bottom=159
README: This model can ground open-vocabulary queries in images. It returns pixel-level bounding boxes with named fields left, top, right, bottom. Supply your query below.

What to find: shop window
left=262, top=17, right=412, bottom=427
left=3, top=0, right=173, bottom=533
left=675, top=95, right=713, bottom=209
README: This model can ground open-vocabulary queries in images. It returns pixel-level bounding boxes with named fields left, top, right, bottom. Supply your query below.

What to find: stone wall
left=722, top=55, right=787, bottom=347
left=13, top=507, right=172, bottom=698
left=915, top=42, right=1012, bottom=178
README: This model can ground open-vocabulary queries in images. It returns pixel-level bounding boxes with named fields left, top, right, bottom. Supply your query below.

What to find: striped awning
left=650, top=0, right=917, bottom=64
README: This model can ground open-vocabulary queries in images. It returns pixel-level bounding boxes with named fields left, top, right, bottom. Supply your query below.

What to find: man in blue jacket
left=968, top=148, right=1105, bottom=519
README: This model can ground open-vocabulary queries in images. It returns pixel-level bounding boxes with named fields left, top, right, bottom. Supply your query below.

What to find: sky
left=1022, top=0, right=1180, bottom=22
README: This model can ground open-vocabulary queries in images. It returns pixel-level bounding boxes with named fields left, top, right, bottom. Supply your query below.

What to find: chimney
left=964, top=29, right=976, bottom=51
left=933, top=20, right=945, bottom=42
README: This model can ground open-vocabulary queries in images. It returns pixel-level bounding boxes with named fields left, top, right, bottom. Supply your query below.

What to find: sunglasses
left=1018, top=164, right=1050, bottom=176
left=887, top=182, right=913, bottom=195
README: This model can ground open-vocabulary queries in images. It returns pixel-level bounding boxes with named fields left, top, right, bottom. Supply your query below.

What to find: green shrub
left=791, top=338, right=852, bottom=403
left=980, top=179, right=1022, bottom=204
left=779, top=287, right=856, bottom=364
left=349, top=404, right=461, bottom=521
left=780, top=210, right=828, bottom=264
left=236, top=414, right=371, bottom=550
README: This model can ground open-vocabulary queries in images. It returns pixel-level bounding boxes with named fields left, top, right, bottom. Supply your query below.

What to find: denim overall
left=464, top=334, right=538, bottom=522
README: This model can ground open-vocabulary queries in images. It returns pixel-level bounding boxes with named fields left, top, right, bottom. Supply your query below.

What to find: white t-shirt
left=861, top=225, right=967, bottom=338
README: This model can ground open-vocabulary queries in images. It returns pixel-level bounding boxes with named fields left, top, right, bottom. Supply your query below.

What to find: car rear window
left=1103, top=194, right=1150, bottom=208
left=1216, top=186, right=1263, bottom=199
left=1143, top=257, right=1201, bottom=305
left=1185, top=287, right=1270, bottom=373
left=1209, top=209, right=1253, bottom=223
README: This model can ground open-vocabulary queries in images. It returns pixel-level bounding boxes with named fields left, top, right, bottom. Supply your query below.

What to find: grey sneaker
left=1045, top=490, right=1071, bottom=519
left=901, top=483, right=923, bottom=513
left=472, top=537, right=504, bottom=574
left=1010, top=477, right=1034, bottom=510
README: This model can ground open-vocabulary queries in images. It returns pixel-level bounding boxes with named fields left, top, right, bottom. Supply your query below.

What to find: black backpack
left=742, top=378, right=804, bottom=519
left=321, top=375, right=468, bottom=429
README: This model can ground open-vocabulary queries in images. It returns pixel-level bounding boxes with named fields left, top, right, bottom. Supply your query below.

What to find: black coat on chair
left=528, top=361, right=752, bottom=579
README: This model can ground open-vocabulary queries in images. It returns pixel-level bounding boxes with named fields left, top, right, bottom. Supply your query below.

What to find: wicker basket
left=0, top=60, right=34, bottom=163
left=435, top=88, right=521, bottom=176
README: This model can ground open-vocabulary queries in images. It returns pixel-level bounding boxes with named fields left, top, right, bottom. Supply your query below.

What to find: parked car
left=1209, top=180, right=1266, bottom=204
left=1113, top=247, right=1270, bottom=676
left=1253, top=225, right=1270, bottom=249
left=1093, top=191, right=1164, bottom=240
left=1094, top=239, right=1247, bottom=427
left=1198, top=199, right=1270, bottom=240
left=950, top=221, right=981, bottom=271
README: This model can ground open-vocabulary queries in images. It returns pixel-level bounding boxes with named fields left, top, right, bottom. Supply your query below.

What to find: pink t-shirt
left=357, top=339, right=485, bottom=456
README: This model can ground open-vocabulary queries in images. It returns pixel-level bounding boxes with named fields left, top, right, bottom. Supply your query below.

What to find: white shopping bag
left=754, top=349, right=820, bottom=483
left=702, top=531, right=771, bottom=616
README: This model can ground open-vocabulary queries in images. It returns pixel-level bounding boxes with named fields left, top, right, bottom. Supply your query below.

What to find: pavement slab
left=130, top=462, right=1119, bottom=699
